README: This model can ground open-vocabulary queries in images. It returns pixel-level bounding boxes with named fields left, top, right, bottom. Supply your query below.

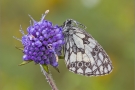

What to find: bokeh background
left=0, top=0, right=134, bottom=90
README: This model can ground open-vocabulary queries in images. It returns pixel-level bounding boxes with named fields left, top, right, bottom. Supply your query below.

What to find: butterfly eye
left=63, top=19, right=72, bottom=27
left=67, top=20, right=72, bottom=25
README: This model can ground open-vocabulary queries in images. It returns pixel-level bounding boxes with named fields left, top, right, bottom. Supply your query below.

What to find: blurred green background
left=0, top=0, right=134, bottom=90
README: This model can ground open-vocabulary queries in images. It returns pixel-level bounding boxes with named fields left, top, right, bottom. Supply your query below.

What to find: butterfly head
left=61, top=19, right=77, bottom=33
left=63, top=19, right=73, bottom=27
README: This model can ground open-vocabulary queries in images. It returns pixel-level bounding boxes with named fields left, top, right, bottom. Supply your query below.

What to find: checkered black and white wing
left=62, top=19, right=113, bottom=76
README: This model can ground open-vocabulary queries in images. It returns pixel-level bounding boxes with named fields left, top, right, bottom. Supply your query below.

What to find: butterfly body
left=62, top=19, right=113, bottom=76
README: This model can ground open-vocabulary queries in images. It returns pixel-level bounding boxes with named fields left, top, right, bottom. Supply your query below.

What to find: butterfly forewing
left=63, top=19, right=113, bottom=76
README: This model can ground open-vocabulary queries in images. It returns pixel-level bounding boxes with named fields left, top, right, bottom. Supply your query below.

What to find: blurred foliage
left=0, top=0, right=134, bottom=90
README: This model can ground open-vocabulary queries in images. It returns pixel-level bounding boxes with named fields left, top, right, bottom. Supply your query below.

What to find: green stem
left=40, top=64, right=58, bottom=90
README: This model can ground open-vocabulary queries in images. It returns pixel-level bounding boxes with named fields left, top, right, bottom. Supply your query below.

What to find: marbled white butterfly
left=62, top=19, right=113, bottom=76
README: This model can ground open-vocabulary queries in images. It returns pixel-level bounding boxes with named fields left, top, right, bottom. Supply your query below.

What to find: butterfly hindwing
left=63, top=19, right=113, bottom=76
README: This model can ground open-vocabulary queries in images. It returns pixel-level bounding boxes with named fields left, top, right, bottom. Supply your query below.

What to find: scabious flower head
left=19, top=10, right=64, bottom=67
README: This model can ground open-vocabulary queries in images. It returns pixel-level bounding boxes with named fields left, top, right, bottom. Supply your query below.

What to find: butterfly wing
left=63, top=22, right=113, bottom=76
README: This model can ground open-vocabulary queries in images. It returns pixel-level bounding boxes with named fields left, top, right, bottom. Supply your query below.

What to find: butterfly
left=61, top=19, right=113, bottom=76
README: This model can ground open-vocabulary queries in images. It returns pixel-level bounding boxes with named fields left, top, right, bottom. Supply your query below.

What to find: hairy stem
left=40, top=64, right=58, bottom=90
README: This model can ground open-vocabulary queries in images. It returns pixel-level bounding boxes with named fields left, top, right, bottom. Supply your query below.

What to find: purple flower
left=18, top=10, right=64, bottom=67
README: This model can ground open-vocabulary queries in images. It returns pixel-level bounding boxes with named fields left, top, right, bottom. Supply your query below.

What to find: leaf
left=42, top=64, right=49, bottom=74
left=53, top=67, right=60, bottom=73
left=15, top=46, right=24, bottom=51
left=19, top=60, right=33, bottom=66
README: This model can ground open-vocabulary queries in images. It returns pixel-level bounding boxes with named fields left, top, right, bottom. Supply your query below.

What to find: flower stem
left=40, top=64, right=58, bottom=90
